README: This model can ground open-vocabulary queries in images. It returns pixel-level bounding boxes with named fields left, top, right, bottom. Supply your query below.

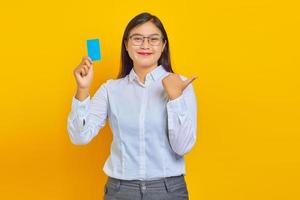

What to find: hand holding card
left=73, top=56, right=94, bottom=91
left=72, top=39, right=101, bottom=98
left=87, top=38, right=101, bottom=61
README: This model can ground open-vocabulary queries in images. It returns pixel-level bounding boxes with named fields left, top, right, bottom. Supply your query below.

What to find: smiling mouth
left=138, top=52, right=153, bottom=56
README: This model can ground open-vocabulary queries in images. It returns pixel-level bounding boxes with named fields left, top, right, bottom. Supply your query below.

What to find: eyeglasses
left=128, top=34, right=164, bottom=46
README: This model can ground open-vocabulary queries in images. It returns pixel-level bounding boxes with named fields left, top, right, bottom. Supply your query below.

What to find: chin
left=135, top=61, right=158, bottom=68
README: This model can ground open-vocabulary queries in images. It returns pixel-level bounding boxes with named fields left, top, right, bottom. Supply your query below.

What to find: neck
left=133, top=63, right=158, bottom=83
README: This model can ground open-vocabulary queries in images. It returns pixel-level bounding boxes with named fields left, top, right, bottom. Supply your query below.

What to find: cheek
left=127, top=48, right=137, bottom=59
left=155, top=45, right=164, bottom=54
left=153, top=48, right=163, bottom=58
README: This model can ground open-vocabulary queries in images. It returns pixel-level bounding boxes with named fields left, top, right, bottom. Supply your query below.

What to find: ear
left=162, top=40, right=167, bottom=52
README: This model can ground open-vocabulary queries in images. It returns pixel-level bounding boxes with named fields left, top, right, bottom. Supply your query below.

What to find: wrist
left=77, top=87, right=90, bottom=92
left=169, top=91, right=182, bottom=100
left=75, top=88, right=90, bottom=101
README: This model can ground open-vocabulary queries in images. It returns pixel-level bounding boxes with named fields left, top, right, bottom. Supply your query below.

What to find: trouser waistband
left=106, top=174, right=185, bottom=192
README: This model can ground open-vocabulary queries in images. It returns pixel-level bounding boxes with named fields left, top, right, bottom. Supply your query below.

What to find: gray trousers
left=103, top=174, right=189, bottom=200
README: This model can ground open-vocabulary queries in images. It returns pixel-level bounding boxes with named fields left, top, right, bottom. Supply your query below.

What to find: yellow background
left=1, top=0, right=299, bottom=199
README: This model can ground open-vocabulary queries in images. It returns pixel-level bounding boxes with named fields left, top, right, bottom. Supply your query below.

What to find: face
left=125, top=21, right=166, bottom=69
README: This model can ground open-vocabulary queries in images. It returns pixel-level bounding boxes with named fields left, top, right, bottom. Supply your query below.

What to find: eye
left=132, top=36, right=143, bottom=41
left=150, top=37, right=160, bottom=42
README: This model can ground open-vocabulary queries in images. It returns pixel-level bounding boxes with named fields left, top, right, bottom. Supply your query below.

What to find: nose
left=140, top=38, right=150, bottom=49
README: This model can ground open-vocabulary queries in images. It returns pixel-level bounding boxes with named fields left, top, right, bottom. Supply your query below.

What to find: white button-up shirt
left=67, top=65, right=197, bottom=180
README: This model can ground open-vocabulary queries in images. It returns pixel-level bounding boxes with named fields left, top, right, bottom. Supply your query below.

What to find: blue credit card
left=86, top=38, right=101, bottom=61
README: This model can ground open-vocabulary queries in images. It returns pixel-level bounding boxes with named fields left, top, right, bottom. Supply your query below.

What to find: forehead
left=129, top=21, right=162, bottom=36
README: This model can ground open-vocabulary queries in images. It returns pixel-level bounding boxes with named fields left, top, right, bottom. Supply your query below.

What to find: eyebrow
left=129, top=33, right=161, bottom=37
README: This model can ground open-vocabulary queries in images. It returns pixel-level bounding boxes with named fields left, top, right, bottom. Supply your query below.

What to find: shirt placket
left=138, top=79, right=149, bottom=178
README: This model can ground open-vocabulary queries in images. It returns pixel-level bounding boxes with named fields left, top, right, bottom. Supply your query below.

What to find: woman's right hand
left=73, top=56, right=94, bottom=90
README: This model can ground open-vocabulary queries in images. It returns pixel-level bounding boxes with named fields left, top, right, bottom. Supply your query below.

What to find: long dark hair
left=117, top=12, right=174, bottom=79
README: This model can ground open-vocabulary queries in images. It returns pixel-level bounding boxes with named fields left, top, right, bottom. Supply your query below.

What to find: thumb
left=183, top=76, right=198, bottom=89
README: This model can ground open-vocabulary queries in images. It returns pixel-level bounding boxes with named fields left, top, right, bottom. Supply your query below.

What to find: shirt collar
left=128, top=65, right=168, bottom=83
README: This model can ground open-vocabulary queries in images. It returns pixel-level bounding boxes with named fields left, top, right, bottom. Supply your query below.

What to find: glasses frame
left=128, top=34, right=164, bottom=46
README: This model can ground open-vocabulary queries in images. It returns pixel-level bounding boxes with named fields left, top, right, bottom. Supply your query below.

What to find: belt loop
left=163, top=178, right=170, bottom=192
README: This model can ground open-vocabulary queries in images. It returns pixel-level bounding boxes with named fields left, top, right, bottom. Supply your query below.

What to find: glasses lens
left=149, top=37, right=162, bottom=46
left=131, top=36, right=143, bottom=45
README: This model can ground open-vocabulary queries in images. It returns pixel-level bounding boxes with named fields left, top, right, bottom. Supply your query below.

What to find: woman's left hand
left=162, top=73, right=197, bottom=100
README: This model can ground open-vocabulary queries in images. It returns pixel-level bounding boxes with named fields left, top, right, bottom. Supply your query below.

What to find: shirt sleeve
left=166, top=77, right=197, bottom=156
left=67, top=81, right=109, bottom=145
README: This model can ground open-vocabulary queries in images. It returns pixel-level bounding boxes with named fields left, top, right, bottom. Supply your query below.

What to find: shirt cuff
left=71, top=95, right=91, bottom=118
left=166, top=94, right=187, bottom=114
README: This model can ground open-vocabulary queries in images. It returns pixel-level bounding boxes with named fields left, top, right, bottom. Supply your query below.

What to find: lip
left=137, top=52, right=153, bottom=56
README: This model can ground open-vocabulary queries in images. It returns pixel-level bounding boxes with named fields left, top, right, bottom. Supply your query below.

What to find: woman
left=67, top=12, right=198, bottom=200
